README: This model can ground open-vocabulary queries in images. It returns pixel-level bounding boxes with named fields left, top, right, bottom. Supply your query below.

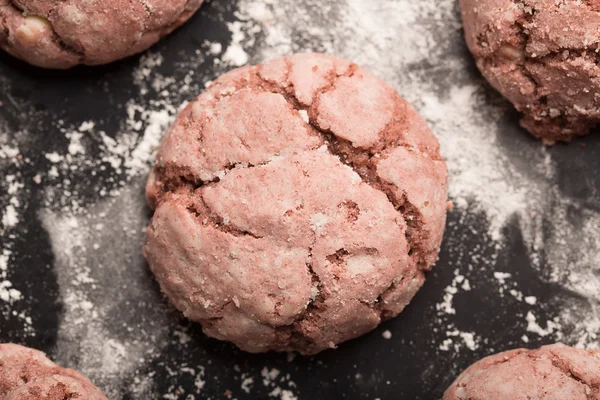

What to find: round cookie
left=143, top=53, right=448, bottom=355
left=0, top=0, right=203, bottom=69
left=0, top=343, right=107, bottom=399
left=460, top=0, right=600, bottom=143
left=444, top=343, right=600, bottom=400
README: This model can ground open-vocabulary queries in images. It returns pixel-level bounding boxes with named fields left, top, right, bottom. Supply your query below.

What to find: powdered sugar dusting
left=0, top=125, right=34, bottom=335
left=0, top=0, right=599, bottom=398
left=40, top=184, right=170, bottom=399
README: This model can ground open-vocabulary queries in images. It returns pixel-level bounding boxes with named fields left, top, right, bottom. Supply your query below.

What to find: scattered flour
left=1, top=204, right=18, bottom=228
left=0, top=280, right=21, bottom=303
left=261, top=368, right=297, bottom=400
left=40, top=184, right=170, bottom=399
left=0, top=145, right=19, bottom=159
left=222, top=22, right=250, bottom=66
left=1, top=0, right=599, bottom=398
left=0, top=136, right=33, bottom=331
left=436, top=270, right=471, bottom=317
left=241, top=375, right=254, bottom=394
left=493, top=272, right=512, bottom=285
left=439, top=328, right=480, bottom=352
left=525, top=312, right=562, bottom=339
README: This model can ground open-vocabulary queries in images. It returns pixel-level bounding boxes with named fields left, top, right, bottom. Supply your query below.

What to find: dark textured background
left=1, top=1, right=599, bottom=399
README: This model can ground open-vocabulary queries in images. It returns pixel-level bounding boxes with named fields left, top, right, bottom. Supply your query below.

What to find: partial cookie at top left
left=0, top=0, right=203, bottom=69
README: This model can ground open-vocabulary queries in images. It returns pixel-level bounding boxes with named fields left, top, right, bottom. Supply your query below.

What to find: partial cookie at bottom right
left=444, top=343, right=600, bottom=400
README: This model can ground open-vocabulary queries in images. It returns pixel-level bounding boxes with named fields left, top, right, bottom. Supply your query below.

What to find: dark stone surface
left=1, top=1, right=598, bottom=399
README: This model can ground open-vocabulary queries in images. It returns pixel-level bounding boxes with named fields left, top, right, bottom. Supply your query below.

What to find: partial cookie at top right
left=460, top=0, right=600, bottom=143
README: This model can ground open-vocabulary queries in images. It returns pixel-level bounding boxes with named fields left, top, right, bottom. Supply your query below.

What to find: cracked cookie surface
left=444, top=343, right=600, bottom=400
left=0, top=0, right=203, bottom=69
left=143, top=53, right=448, bottom=355
left=0, top=344, right=107, bottom=400
left=460, top=0, right=600, bottom=143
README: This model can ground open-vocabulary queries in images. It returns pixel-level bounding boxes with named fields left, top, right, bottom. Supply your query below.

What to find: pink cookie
left=143, top=53, right=448, bottom=355
left=444, top=343, right=600, bottom=400
left=0, top=0, right=203, bottom=69
left=460, top=0, right=600, bottom=143
left=0, top=343, right=107, bottom=399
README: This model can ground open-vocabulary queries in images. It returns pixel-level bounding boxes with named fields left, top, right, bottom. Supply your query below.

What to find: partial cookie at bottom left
left=0, top=343, right=107, bottom=400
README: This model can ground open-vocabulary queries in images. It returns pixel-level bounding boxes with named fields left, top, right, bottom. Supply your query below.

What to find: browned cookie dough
left=143, top=53, right=448, bottom=355
left=444, top=343, right=600, bottom=400
left=460, top=0, right=600, bottom=143
left=0, top=0, right=203, bottom=69
left=0, top=344, right=107, bottom=399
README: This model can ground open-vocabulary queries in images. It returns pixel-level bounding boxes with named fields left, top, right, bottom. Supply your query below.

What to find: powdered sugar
left=525, top=311, right=562, bottom=339
left=124, top=107, right=175, bottom=175
left=0, top=130, right=32, bottom=330
left=0, top=145, right=19, bottom=159
left=0, top=0, right=599, bottom=398
left=223, top=22, right=250, bottom=66
left=261, top=368, right=297, bottom=400
left=40, top=183, right=170, bottom=399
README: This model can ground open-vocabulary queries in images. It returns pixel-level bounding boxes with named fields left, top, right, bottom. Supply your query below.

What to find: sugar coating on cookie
left=0, top=343, right=107, bottom=399
left=444, top=343, right=600, bottom=400
left=0, top=0, right=203, bottom=69
left=143, top=53, right=448, bottom=355
left=460, top=0, right=600, bottom=143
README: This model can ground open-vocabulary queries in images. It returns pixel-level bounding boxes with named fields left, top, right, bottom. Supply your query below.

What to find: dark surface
left=1, top=1, right=599, bottom=399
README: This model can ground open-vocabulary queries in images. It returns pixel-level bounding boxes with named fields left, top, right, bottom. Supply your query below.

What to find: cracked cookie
left=143, top=53, right=449, bottom=355
left=0, top=343, right=107, bottom=400
left=0, top=0, right=203, bottom=69
left=460, top=0, right=600, bottom=143
left=444, top=343, right=600, bottom=400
